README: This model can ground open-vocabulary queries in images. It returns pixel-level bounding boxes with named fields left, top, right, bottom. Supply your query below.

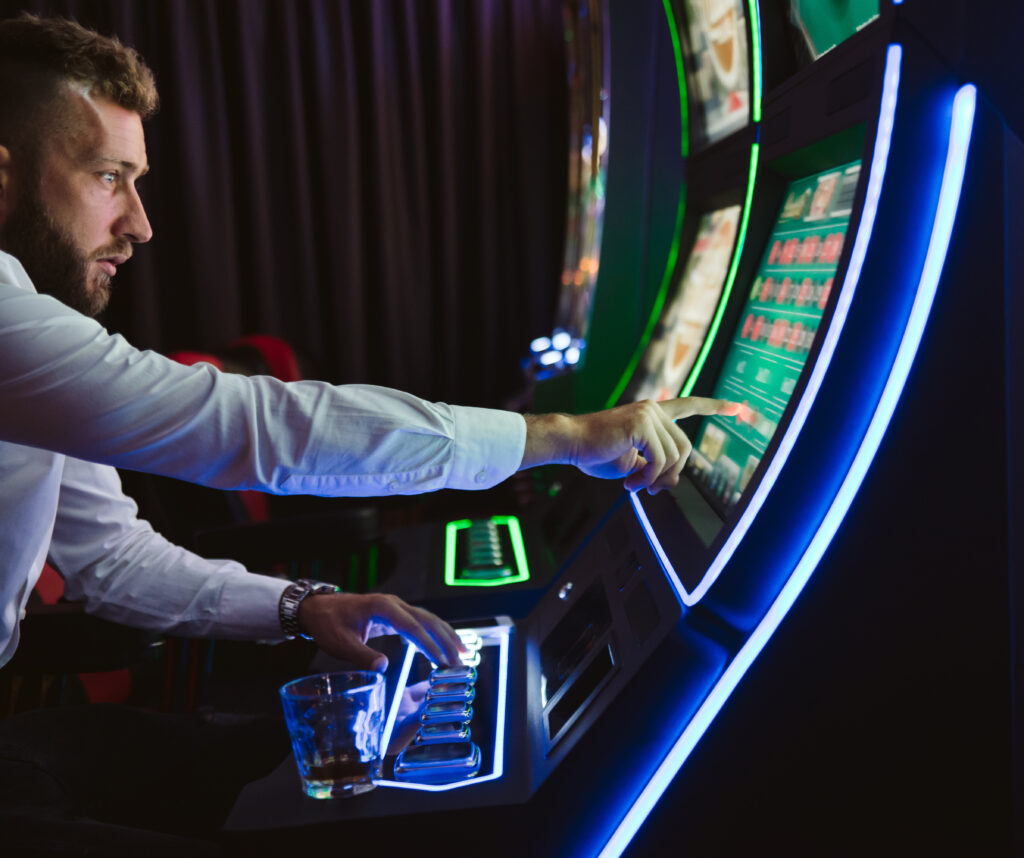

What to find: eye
left=98, top=171, right=118, bottom=185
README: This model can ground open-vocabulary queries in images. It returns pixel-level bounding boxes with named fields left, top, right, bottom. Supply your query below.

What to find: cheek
left=46, top=185, right=111, bottom=249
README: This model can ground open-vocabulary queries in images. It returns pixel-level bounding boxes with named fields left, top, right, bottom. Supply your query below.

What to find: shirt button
left=388, top=481, right=400, bottom=493
left=474, top=470, right=488, bottom=484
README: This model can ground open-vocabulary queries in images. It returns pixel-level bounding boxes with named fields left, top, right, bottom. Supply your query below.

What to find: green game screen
left=787, top=0, right=878, bottom=60
left=687, top=160, right=861, bottom=512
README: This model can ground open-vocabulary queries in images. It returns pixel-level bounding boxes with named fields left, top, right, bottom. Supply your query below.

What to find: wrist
left=520, top=412, right=578, bottom=469
left=278, top=579, right=341, bottom=640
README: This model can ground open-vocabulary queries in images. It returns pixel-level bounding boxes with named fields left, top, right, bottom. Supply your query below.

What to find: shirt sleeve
left=0, top=254, right=527, bottom=496
left=49, top=457, right=288, bottom=641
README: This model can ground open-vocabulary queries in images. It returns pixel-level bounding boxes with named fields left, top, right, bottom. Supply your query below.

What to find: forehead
left=42, top=88, right=148, bottom=173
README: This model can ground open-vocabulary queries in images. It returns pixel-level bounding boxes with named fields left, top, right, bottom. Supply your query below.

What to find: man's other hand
left=297, top=592, right=465, bottom=672
left=521, top=397, right=741, bottom=495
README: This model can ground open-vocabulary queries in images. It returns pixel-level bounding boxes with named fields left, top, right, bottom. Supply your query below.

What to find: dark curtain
left=0, top=0, right=567, bottom=408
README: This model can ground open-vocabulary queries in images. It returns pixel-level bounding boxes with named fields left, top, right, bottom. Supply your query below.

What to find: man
left=0, top=13, right=737, bottom=850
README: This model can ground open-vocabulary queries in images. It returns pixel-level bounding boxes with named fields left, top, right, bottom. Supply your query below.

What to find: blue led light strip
left=377, top=625, right=511, bottom=792
left=599, top=79, right=977, bottom=858
left=378, top=642, right=418, bottom=756
left=637, top=44, right=905, bottom=607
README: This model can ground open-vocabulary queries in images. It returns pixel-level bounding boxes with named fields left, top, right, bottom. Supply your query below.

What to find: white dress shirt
left=0, top=250, right=527, bottom=668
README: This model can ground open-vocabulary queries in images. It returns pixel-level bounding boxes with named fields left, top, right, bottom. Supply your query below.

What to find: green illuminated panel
left=444, top=516, right=531, bottom=588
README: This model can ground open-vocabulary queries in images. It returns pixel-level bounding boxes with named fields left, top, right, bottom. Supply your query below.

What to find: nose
left=117, top=183, right=153, bottom=244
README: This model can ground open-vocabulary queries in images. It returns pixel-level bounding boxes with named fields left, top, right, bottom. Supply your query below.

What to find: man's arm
left=0, top=256, right=524, bottom=498
left=2, top=255, right=734, bottom=501
left=49, top=457, right=463, bottom=669
left=521, top=397, right=742, bottom=494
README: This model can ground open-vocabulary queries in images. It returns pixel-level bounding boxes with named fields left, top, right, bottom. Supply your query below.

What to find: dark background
left=0, top=0, right=569, bottom=409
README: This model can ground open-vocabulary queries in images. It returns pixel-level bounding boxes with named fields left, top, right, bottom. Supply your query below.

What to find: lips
left=95, top=254, right=129, bottom=277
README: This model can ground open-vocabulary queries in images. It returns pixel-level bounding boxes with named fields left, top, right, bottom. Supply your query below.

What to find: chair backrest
left=225, top=335, right=303, bottom=382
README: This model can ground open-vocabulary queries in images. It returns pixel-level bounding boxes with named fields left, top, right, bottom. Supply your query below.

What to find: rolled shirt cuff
left=215, top=570, right=291, bottom=641
left=447, top=407, right=526, bottom=491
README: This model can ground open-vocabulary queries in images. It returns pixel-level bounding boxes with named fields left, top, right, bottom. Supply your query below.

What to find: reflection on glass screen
left=634, top=205, right=741, bottom=402
left=681, top=0, right=750, bottom=147
left=688, top=161, right=862, bottom=512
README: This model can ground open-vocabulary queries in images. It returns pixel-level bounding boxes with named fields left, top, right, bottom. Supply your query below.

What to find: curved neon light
left=643, top=44, right=904, bottom=606
left=604, top=0, right=690, bottom=408
left=600, top=77, right=977, bottom=858
left=680, top=0, right=762, bottom=396
left=607, top=1, right=762, bottom=407
left=748, top=0, right=763, bottom=123
left=679, top=141, right=760, bottom=399
left=664, top=0, right=690, bottom=159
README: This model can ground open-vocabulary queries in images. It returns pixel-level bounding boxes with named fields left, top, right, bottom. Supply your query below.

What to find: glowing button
left=457, top=630, right=482, bottom=650
left=539, top=350, right=561, bottom=366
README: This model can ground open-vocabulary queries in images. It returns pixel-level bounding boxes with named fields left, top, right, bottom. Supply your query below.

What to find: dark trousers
left=0, top=703, right=289, bottom=857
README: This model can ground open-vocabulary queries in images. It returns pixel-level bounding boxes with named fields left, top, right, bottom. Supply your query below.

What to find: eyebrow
left=91, top=156, right=150, bottom=177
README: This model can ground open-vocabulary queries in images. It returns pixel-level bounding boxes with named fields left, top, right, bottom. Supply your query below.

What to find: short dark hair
left=0, top=14, right=159, bottom=157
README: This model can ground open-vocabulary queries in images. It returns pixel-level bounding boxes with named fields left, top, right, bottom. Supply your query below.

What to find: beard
left=0, top=183, right=127, bottom=318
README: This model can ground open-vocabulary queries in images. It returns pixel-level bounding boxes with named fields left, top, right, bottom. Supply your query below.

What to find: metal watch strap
left=279, top=578, right=341, bottom=640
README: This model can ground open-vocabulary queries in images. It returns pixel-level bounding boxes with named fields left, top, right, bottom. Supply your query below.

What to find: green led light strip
left=607, top=0, right=764, bottom=407
left=749, top=0, right=762, bottom=123
left=679, top=0, right=762, bottom=397
left=444, top=516, right=531, bottom=588
left=664, top=0, right=689, bottom=159
left=680, top=141, right=760, bottom=397
left=604, top=0, right=689, bottom=409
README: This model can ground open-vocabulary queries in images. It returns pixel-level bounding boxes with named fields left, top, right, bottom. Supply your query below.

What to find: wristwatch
left=279, top=578, right=341, bottom=640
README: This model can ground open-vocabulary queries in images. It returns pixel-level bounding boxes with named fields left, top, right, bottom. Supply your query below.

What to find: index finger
left=659, top=396, right=741, bottom=422
left=408, top=605, right=466, bottom=667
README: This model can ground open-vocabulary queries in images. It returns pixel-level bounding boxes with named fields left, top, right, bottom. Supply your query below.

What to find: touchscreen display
left=687, top=161, right=861, bottom=512
left=681, top=0, right=750, bottom=147
left=633, top=205, right=741, bottom=402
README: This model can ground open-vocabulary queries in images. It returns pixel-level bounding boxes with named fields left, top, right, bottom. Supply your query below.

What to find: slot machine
left=225, top=1, right=1017, bottom=854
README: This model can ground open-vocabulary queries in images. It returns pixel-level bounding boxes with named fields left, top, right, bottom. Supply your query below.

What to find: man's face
left=0, top=90, right=152, bottom=316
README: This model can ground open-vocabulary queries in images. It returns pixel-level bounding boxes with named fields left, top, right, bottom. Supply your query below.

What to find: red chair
left=225, top=335, right=303, bottom=382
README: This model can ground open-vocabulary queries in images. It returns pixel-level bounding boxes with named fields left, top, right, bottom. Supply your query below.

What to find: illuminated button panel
left=444, top=517, right=531, bottom=587
left=394, top=658, right=482, bottom=784
left=378, top=622, right=511, bottom=791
